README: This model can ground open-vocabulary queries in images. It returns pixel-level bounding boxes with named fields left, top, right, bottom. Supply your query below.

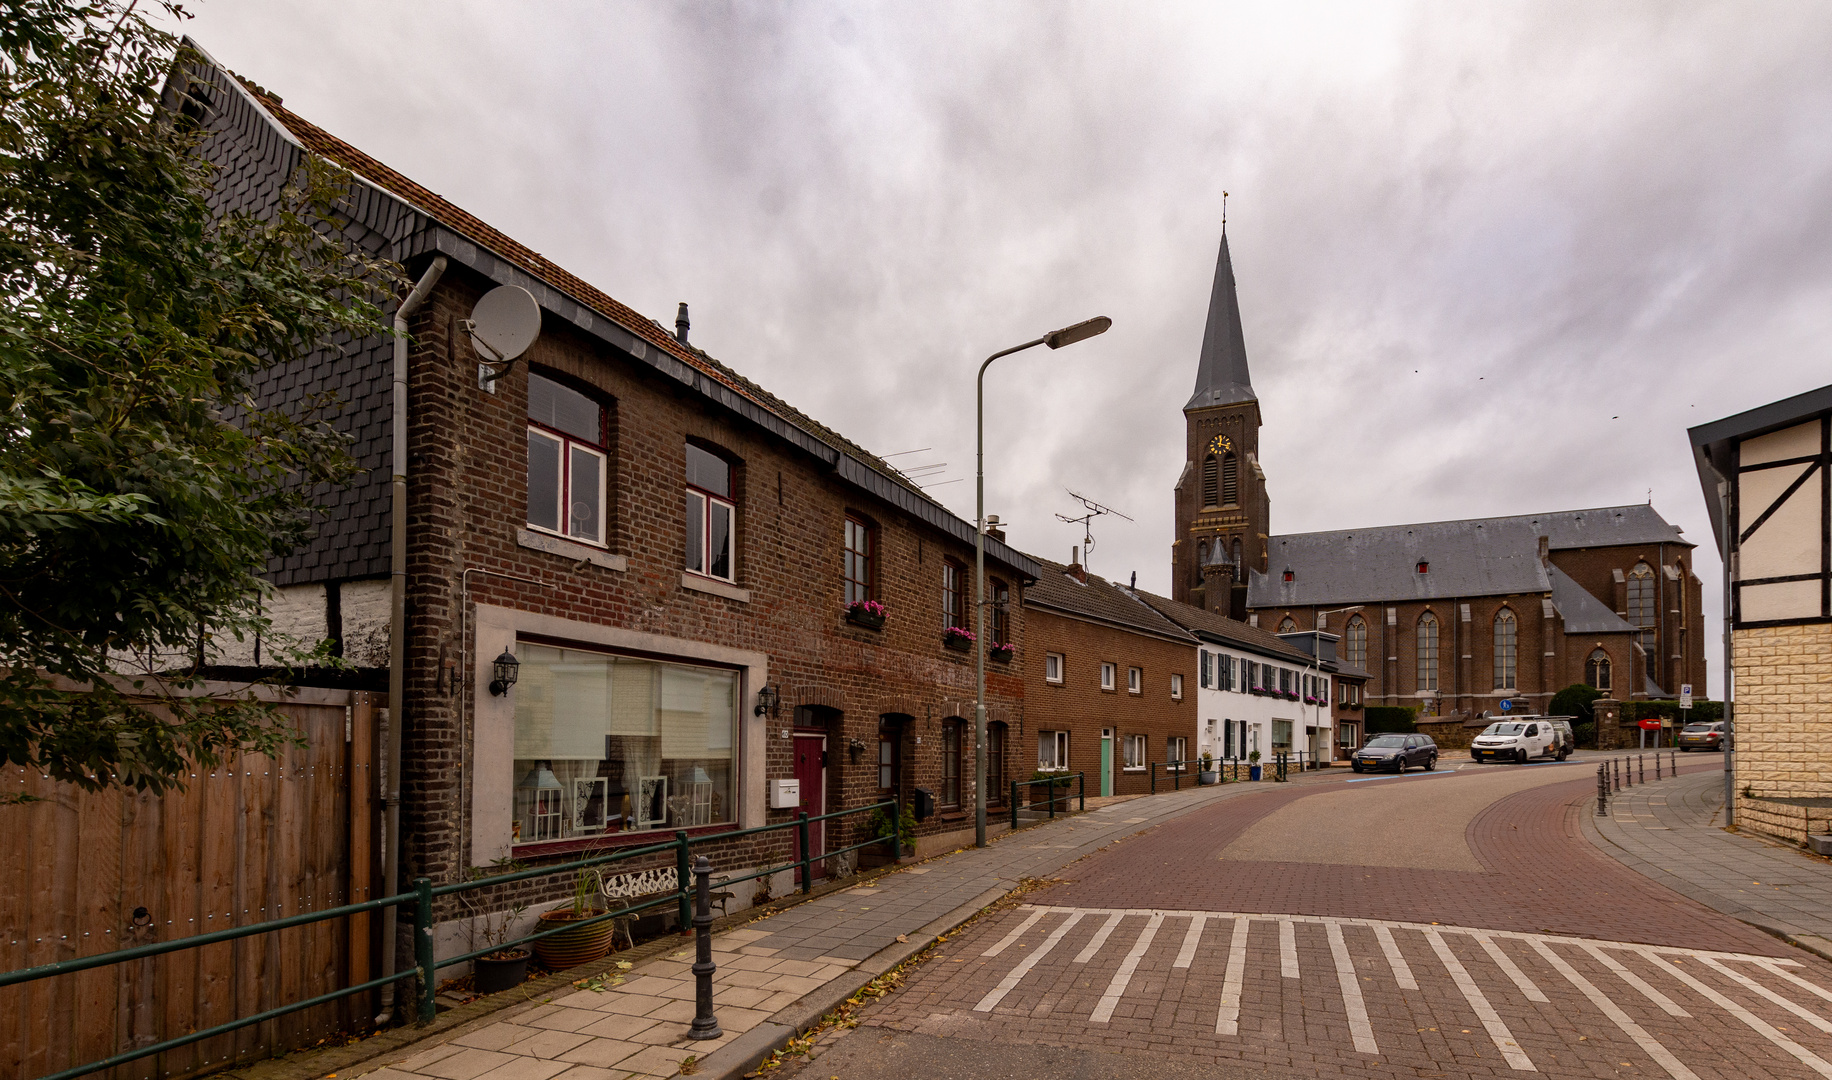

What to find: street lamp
left=975, top=315, right=1112, bottom=848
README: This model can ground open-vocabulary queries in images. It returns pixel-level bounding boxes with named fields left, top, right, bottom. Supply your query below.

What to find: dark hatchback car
left=1679, top=721, right=1725, bottom=751
left=1353, top=733, right=1439, bottom=773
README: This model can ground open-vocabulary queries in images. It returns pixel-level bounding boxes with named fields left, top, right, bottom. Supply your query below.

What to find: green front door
left=1100, top=729, right=1113, bottom=796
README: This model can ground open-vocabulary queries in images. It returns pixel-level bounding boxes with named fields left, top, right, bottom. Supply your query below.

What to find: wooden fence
left=0, top=686, right=379, bottom=1080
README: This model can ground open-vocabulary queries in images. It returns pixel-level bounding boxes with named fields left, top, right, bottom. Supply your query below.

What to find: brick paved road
left=800, top=759, right=1832, bottom=1080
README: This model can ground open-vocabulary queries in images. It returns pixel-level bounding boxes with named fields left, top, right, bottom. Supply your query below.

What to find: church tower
left=1172, top=234, right=1270, bottom=619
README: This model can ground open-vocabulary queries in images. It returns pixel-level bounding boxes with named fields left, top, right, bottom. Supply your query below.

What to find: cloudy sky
left=178, top=1, right=1832, bottom=691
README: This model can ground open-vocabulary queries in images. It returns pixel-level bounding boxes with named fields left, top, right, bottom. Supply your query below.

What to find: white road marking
left=1326, top=921, right=1378, bottom=1054
left=981, top=908, right=1047, bottom=957
left=1279, top=917, right=1299, bottom=979
left=1643, top=951, right=1832, bottom=1079
left=1216, top=916, right=1249, bottom=1036
left=1425, top=928, right=1536, bottom=1071
left=1473, top=933, right=1548, bottom=1002
left=1074, top=912, right=1125, bottom=963
left=975, top=911, right=1083, bottom=1012
left=1372, top=922, right=1418, bottom=990
left=1528, top=939, right=1698, bottom=1080
left=1697, top=956, right=1832, bottom=1034
left=1580, top=942, right=1690, bottom=1017
left=1759, top=960, right=1832, bottom=1004
left=1174, top=914, right=1207, bottom=969
left=1091, top=913, right=1164, bottom=1023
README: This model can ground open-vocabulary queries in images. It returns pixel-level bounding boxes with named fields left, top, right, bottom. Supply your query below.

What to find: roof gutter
left=376, top=255, right=446, bottom=1027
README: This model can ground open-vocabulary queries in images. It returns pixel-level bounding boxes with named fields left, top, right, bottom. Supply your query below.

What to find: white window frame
left=685, top=486, right=736, bottom=582
left=1038, top=729, right=1070, bottom=771
left=527, top=425, right=607, bottom=547
left=1122, top=734, right=1147, bottom=771
left=1046, top=653, right=1065, bottom=684
left=1127, top=666, right=1142, bottom=694
left=1100, top=662, right=1116, bottom=691
left=1171, top=673, right=1184, bottom=700
left=1168, top=736, right=1188, bottom=765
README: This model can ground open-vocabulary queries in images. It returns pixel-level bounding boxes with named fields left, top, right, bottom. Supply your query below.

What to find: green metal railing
left=3, top=799, right=897, bottom=1080
left=1008, top=772, right=1084, bottom=828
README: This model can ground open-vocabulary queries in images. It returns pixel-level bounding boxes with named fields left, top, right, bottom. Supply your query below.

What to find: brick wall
left=1023, top=608, right=1197, bottom=797
left=1730, top=622, right=1832, bottom=825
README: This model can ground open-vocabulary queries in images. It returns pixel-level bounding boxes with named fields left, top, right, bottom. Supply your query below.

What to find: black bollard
left=1596, top=763, right=1608, bottom=816
left=1639, top=754, right=1645, bottom=785
left=688, top=855, right=721, bottom=1040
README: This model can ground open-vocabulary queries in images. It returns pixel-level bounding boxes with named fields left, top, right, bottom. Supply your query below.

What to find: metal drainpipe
left=375, top=255, right=447, bottom=1027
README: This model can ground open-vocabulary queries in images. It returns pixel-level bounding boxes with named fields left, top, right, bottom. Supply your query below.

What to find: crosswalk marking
left=1091, top=913, right=1164, bottom=1023
left=1216, top=916, right=1249, bottom=1036
left=1173, top=913, right=1207, bottom=968
left=1425, top=927, right=1536, bottom=1071
left=1278, top=917, right=1299, bottom=979
left=1373, top=921, right=1418, bottom=990
left=1526, top=938, right=1699, bottom=1080
left=974, top=911, right=1082, bottom=1013
left=1326, top=921, right=1378, bottom=1054
left=1642, top=950, right=1832, bottom=1079
left=1474, top=933, right=1548, bottom=1003
left=1582, top=941, right=1690, bottom=1017
left=969, top=904, right=1832, bottom=1077
left=1074, top=912, right=1124, bottom=963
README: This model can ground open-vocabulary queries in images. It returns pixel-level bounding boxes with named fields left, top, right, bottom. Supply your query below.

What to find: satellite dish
left=469, top=285, right=541, bottom=364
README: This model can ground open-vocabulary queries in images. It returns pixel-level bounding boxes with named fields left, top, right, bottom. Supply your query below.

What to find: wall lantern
left=754, top=683, right=780, bottom=718
left=488, top=649, right=521, bottom=696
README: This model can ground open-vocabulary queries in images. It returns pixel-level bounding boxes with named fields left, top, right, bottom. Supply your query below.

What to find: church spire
left=1184, top=234, right=1256, bottom=411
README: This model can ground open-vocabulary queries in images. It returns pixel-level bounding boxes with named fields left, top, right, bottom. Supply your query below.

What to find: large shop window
left=527, top=372, right=607, bottom=545
left=685, top=444, right=735, bottom=581
left=512, top=643, right=736, bottom=844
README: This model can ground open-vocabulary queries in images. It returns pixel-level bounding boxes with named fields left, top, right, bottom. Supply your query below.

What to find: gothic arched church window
left=1493, top=609, right=1518, bottom=690
left=1586, top=649, right=1612, bottom=692
left=1627, top=562, right=1656, bottom=653
left=1416, top=613, right=1439, bottom=692
left=1345, top=615, right=1368, bottom=667
left=1201, top=456, right=1218, bottom=507
left=1221, top=452, right=1239, bottom=506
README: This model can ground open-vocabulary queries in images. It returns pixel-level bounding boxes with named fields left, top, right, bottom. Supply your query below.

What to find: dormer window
left=1282, top=569, right=1294, bottom=582
left=1416, top=561, right=1429, bottom=574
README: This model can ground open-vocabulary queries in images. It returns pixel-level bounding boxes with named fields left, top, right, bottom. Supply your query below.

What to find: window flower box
left=1303, top=696, right=1318, bottom=706
left=943, top=626, right=975, bottom=652
left=1285, top=691, right=1300, bottom=701
left=989, top=643, right=1014, bottom=664
left=1348, top=701, right=1363, bottom=711
left=846, top=600, right=886, bottom=630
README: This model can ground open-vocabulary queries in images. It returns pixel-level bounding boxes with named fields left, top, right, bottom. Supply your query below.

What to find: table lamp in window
left=684, top=766, right=714, bottom=827
left=518, top=760, right=564, bottom=841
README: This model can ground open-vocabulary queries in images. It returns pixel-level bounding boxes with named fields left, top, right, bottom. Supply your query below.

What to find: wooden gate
left=0, top=686, right=379, bottom=1080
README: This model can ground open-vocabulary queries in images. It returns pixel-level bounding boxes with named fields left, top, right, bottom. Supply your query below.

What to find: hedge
left=1364, top=705, right=1419, bottom=734
left=1623, top=699, right=1723, bottom=724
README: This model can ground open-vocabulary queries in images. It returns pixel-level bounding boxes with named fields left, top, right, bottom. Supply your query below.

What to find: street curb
left=688, top=884, right=1014, bottom=1080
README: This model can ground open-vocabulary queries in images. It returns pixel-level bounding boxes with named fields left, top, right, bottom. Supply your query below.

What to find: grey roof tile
left=1022, top=560, right=1196, bottom=644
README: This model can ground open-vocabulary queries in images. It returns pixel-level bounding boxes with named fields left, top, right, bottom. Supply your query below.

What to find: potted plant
left=942, top=625, right=975, bottom=652
left=1248, top=750, right=1262, bottom=782
left=460, top=861, right=531, bottom=994
left=533, top=869, right=617, bottom=972
left=846, top=599, right=886, bottom=630
left=860, top=802, right=917, bottom=866
left=1199, top=751, right=1218, bottom=786
left=989, top=641, right=1015, bottom=664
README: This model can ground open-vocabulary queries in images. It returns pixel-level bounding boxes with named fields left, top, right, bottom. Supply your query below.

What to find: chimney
left=1067, top=546, right=1086, bottom=583
left=985, top=514, right=1006, bottom=543
left=1537, top=534, right=1550, bottom=566
left=675, top=302, right=690, bottom=343
left=1129, top=571, right=1137, bottom=590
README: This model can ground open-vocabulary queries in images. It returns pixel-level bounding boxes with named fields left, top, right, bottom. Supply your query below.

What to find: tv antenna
left=1055, top=490, right=1132, bottom=570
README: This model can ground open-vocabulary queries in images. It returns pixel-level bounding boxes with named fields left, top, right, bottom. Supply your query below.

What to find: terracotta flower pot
left=532, top=908, right=615, bottom=971
left=474, top=948, right=530, bottom=994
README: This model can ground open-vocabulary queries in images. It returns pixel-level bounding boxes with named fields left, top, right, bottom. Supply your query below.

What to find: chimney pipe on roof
left=675, top=302, right=690, bottom=343
left=1067, top=546, right=1086, bottom=583
left=1130, top=571, right=1137, bottom=590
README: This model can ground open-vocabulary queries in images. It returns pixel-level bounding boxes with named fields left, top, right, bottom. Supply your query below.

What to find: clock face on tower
left=1208, top=434, right=1233, bottom=455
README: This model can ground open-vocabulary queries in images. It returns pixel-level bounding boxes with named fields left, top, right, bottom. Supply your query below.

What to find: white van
left=1470, top=717, right=1572, bottom=763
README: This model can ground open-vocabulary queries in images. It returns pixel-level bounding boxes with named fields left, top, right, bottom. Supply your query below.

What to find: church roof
left=1247, top=504, right=1689, bottom=608
left=1184, top=235, right=1256, bottom=410
left=1547, top=565, right=1636, bottom=635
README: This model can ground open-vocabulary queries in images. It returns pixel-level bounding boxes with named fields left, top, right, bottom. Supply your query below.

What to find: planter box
left=474, top=949, right=530, bottom=994
left=532, top=907, right=616, bottom=971
left=1249, top=764, right=1263, bottom=781
left=989, top=646, right=1014, bottom=664
left=846, top=609, right=886, bottom=631
left=942, top=634, right=973, bottom=652
left=1199, top=770, right=1219, bottom=786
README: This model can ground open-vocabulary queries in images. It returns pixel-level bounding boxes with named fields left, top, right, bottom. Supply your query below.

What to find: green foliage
left=1623, top=699, right=1723, bottom=724
left=866, top=801, right=916, bottom=845
left=1363, top=706, right=1418, bottom=734
left=1549, top=684, right=1603, bottom=724
left=0, top=2, right=401, bottom=799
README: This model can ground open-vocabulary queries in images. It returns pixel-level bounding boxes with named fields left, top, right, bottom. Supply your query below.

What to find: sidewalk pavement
left=339, top=767, right=1346, bottom=1080
left=1585, top=759, right=1832, bottom=960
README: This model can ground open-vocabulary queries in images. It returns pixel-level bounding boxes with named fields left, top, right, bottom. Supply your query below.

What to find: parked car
left=1352, top=733, right=1438, bottom=773
left=1678, top=721, right=1725, bottom=751
left=1471, top=718, right=1569, bottom=763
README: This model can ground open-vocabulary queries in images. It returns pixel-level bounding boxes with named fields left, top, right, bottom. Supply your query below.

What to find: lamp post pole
left=1301, top=606, right=1362, bottom=764
left=975, top=316, right=1111, bottom=848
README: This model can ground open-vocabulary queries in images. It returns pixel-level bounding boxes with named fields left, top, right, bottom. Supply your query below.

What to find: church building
left=1170, top=235, right=1709, bottom=718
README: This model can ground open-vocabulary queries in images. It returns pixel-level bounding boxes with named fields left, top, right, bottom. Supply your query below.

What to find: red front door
left=793, top=732, right=826, bottom=881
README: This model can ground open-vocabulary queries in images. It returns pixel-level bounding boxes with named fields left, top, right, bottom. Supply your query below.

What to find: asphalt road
left=779, top=757, right=1832, bottom=1080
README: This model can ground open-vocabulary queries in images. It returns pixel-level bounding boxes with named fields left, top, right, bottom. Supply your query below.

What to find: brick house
left=1022, top=557, right=1198, bottom=797
left=178, top=48, right=1038, bottom=959
left=1691, top=383, right=1832, bottom=847
left=1166, top=234, right=1706, bottom=723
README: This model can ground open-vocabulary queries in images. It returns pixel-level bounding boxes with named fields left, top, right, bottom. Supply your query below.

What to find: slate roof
left=1185, top=235, right=1256, bottom=410
left=1547, top=565, right=1636, bottom=635
left=1248, top=505, right=1690, bottom=608
left=1022, top=562, right=1196, bottom=644
left=1130, top=589, right=1310, bottom=663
